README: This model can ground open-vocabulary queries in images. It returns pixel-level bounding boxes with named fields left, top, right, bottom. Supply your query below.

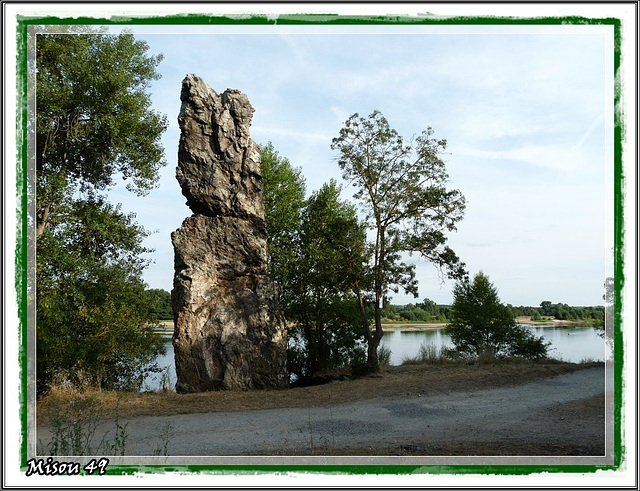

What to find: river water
left=379, top=325, right=608, bottom=366
left=143, top=325, right=608, bottom=391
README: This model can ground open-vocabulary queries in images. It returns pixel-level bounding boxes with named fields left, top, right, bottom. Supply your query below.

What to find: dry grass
left=37, top=360, right=601, bottom=427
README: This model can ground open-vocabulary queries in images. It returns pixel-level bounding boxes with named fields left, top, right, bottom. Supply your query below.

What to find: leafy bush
left=349, top=346, right=373, bottom=377
left=507, top=328, right=550, bottom=361
left=377, top=345, right=392, bottom=366
left=446, top=272, right=549, bottom=361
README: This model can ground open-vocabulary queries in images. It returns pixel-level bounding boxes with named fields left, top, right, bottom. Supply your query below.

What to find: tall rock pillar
left=171, top=74, right=288, bottom=393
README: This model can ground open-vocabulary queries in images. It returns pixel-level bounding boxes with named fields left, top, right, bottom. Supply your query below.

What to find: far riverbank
left=154, top=317, right=603, bottom=336
left=380, top=317, right=602, bottom=332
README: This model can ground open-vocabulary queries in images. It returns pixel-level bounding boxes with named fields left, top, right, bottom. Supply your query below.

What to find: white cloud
left=452, top=143, right=598, bottom=175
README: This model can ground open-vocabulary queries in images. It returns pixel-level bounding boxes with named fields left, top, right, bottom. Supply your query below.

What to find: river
left=379, top=325, right=608, bottom=365
left=142, top=325, right=608, bottom=391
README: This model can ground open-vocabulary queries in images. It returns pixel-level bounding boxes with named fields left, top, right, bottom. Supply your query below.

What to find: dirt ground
left=37, top=360, right=599, bottom=424
left=37, top=361, right=606, bottom=457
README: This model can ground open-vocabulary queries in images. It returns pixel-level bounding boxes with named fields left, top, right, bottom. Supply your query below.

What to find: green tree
left=147, top=288, right=173, bottom=320
left=446, top=272, right=549, bottom=360
left=37, top=196, right=165, bottom=393
left=260, top=142, right=307, bottom=312
left=36, top=30, right=168, bottom=394
left=331, top=111, right=467, bottom=371
left=36, top=29, right=167, bottom=236
left=286, top=180, right=370, bottom=379
left=539, top=301, right=553, bottom=317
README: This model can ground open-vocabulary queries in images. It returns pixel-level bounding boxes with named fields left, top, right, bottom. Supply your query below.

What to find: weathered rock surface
left=177, top=74, right=264, bottom=220
left=171, top=74, right=287, bottom=393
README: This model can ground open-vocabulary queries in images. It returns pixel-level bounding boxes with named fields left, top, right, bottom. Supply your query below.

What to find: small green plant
left=401, top=342, right=451, bottom=365
left=152, top=421, right=174, bottom=456
left=477, top=348, right=498, bottom=365
left=44, top=386, right=133, bottom=456
left=308, top=408, right=314, bottom=455
left=47, top=393, right=100, bottom=455
left=377, top=345, right=392, bottom=367
left=102, top=417, right=129, bottom=456
left=418, top=342, right=442, bottom=363
left=159, top=366, right=175, bottom=393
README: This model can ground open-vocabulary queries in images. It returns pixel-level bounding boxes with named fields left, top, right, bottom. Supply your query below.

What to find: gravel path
left=37, top=366, right=605, bottom=456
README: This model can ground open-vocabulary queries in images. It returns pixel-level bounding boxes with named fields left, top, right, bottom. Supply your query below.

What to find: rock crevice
left=171, top=74, right=287, bottom=393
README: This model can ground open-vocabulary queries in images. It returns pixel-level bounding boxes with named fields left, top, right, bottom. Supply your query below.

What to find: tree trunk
left=367, top=227, right=386, bottom=372
left=355, top=285, right=371, bottom=343
left=36, top=203, right=50, bottom=237
left=368, top=298, right=384, bottom=372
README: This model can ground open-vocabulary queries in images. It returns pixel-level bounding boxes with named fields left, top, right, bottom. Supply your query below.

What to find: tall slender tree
left=260, top=142, right=307, bottom=312
left=332, top=111, right=467, bottom=371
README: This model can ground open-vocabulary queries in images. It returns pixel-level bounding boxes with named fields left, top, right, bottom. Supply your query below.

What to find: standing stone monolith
left=171, top=74, right=288, bottom=393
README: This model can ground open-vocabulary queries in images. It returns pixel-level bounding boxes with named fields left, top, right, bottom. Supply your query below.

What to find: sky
left=103, top=23, right=614, bottom=307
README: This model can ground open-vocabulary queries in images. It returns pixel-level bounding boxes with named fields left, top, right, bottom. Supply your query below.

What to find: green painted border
left=16, top=16, right=29, bottom=472
left=612, top=13, right=625, bottom=472
left=16, top=11, right=625, bottom=478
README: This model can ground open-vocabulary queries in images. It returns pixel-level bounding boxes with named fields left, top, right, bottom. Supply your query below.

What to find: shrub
left=446, top=272, right=549, bottom=361
left=417, top=342, right=444, bottom=363
left=350, top=346, right=374, bottom=377
left=377, top=345, right=392, bottom=366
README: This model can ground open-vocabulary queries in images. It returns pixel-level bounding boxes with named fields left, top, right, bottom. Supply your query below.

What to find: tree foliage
left=286, top=180, right=370, bottom=379
left=261, top=144, right=370, bottom=379
left=446, top=272, right=549, bottom=360
left=36, top=30, right=167, bottom=236
left=37, top=196, right=165, bottom=393
left=36, top=29, right=168, bottom=394
left=260, top=142, right=306, bottom=311
left=535, top=301, right=604, bottom=324
left=331, top=111, right=467, bottom=371
left=147, top=288, right=173, bottom=320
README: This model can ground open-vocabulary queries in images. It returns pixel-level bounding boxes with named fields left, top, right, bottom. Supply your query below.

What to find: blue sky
left=106, top=23, right=614, bottom=307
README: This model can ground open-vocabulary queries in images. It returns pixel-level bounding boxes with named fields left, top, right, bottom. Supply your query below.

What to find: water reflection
left=143, top=336, right=176, bottom=392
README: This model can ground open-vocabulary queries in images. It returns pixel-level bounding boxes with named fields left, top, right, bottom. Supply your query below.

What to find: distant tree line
left=146, top=288, right=173, bottom=320
left=508, top=302, right=604, bottom=324
left=380, top=301, right=604, bottom=325
left=146, top=293, right=605, bottom=327
left=378, top=299, right=452, bottom=323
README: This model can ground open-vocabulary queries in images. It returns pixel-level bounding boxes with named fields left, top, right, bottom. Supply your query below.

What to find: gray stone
left=171, top=74, right=288, bottom=393
left=177, top=74, right=264, bottom=220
